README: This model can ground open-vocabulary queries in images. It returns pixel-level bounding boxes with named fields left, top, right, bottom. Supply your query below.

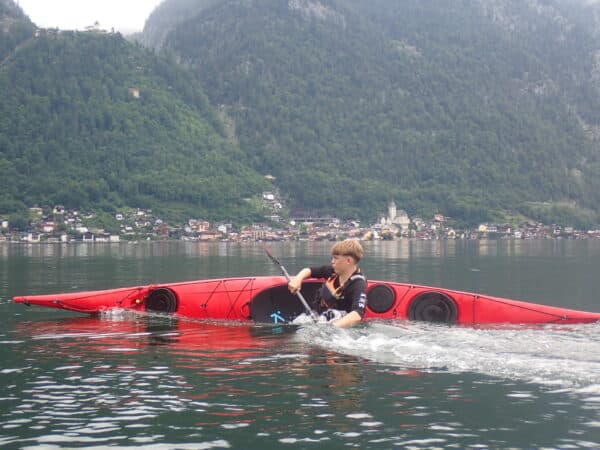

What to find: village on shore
left=2, top=194, right=600, bottom=243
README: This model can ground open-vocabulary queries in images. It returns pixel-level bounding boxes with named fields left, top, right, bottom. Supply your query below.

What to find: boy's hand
left=288, top=277, right=302, bottom=294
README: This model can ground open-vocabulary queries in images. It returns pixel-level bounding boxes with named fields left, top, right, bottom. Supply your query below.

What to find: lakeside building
left=1, top=203, right=599, bottom=242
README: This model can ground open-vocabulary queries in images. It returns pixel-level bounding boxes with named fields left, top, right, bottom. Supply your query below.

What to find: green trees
left=143, top=0, right=600, bottom=225
left=0, top=0, right=35, bottom=61
left=0, top=31, right=267, bottom=221
left=3, top=0, right=600, bottom=227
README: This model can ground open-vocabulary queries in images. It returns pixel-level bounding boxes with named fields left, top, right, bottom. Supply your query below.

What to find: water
left=1, top=240, right=599, bottom=449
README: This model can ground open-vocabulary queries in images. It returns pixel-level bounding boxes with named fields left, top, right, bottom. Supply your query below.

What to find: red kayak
left=13, top=276, right=600, bottom=324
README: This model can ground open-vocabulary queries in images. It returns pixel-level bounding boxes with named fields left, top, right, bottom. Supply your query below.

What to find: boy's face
left=331, top=254, right=354, bottom=274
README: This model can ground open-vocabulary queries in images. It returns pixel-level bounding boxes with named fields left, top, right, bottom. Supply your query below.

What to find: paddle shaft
left=263, top=245, right=319, bottom=322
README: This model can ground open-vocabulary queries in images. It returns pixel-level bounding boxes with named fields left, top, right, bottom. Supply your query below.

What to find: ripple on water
left=1, top=366, right=29, bottom=374
left=19, top=439, right=232, bottom=450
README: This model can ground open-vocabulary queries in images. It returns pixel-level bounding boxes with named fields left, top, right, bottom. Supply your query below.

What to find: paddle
left=263, top=244, right=319, bottom=323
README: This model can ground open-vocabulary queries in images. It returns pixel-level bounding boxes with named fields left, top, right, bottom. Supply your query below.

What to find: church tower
left=388, top=200, right=397, bottom=221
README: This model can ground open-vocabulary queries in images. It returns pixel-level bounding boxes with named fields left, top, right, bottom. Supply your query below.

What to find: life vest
left=319, top=269, right=366, bottom=311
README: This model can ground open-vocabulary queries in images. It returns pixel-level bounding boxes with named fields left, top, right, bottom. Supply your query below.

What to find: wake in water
left=295, top=320, right=600, bottom=396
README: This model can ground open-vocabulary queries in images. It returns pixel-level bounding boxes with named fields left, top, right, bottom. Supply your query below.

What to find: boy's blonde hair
left=331, top=239, right=364, bottom=262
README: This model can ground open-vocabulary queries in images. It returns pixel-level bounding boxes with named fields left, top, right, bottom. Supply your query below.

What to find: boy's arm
left=334, top=281, right=367, bottom=327
left=332, top=310, right=362, bottom=328
left=288, top=268, right=312, bottom=293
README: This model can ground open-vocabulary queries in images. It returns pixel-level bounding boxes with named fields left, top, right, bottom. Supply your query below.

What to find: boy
left=288, top=239, right=367, bottom=327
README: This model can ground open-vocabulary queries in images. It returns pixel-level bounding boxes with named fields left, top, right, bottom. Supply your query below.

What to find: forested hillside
left=0, top=25, right=268, bottom=221
left=3, top=0, right=600, bottom=227
left=0, top=0, right=35, bottom=61
left=142, top=0, right=600, bottom=226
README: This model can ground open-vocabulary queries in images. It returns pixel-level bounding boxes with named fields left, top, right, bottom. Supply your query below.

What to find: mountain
left=138, top=0, right=221, bottom=50
left=0, top=27, right=268, bottom=222
left=0, top=0, right=35, bottom=61
left=141, top=0, right=600, bottom=226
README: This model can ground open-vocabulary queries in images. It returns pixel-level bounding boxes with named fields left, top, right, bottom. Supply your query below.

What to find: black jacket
left=310, top=265, right=367, bottom=317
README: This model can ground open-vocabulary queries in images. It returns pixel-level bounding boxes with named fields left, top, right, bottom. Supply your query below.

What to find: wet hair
left=331, top=239, right=364, bottom=262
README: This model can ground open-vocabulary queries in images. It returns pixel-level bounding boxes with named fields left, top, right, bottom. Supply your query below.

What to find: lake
left=1, top=239, right=599, bottom=449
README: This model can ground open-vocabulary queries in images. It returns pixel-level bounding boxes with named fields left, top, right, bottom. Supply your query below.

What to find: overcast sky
left=16, top=0, right=164, bottom=34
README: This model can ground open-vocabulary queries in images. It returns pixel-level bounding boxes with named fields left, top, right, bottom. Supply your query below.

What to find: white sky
left=16, top=0, right=165, bottom=34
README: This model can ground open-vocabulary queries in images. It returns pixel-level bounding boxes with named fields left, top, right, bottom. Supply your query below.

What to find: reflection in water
left=16, top=314, right=284, bottom=359
left=1, top=314, right=599, bottom=448
left=5, top=316, right=299, bottom=448
left=3, top=240, right=600, bottom=293
left=1, top=241, right=295, bottom=260
left=5, top=315, right=380, bottom=448
left=1, top=239, right=599, bottom=260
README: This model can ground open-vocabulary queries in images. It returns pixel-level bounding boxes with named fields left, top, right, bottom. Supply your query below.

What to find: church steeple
left=388, top=200, right=397, bottom=221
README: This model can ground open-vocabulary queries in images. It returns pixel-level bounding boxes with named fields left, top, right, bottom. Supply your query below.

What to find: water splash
left=295, top=321, right=600, bottom=395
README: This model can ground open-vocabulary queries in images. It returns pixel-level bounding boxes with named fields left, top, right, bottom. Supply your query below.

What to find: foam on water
left=295, top=320, right=600, bottom=396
